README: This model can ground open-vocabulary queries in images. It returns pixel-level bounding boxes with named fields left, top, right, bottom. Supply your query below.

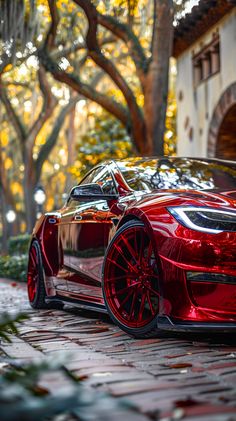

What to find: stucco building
left=173, top=0, right=236, bottom=159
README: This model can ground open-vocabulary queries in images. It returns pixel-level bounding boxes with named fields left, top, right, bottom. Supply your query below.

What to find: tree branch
left=0, top=84, right=26, bottom=144
left=27, top=64, right=57, bottom=152
left=45, top=0, right=59, bottom=50
left=97, top=12, right=147, bottom=87
left=38, top=48, right=129, bottom=126
left=73, top=0, right=144, bottom=127
left=51, top=41, right=86, bottom=60
left=35, top=95, right=80, bottom=182
left=52, top=35, right=117, bottom=61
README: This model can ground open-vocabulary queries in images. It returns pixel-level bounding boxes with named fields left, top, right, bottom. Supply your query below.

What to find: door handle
left=74, top=214, right=82, bottom=221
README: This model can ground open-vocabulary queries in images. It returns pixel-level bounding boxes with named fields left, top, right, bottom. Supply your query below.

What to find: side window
left=79, top=168, right=102, bottom=186
left=80, top=167, right=116, bottom=195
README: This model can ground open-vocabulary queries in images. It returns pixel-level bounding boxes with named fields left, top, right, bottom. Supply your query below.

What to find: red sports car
left=27, top=157, right=236, bottom=337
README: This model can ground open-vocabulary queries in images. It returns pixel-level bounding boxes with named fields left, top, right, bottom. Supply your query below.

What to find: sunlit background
left=0, top=0, right=199, bottom=252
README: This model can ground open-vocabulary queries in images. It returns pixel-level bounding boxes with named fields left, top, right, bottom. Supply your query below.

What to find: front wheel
left=102, top=220, right=161, bottom=338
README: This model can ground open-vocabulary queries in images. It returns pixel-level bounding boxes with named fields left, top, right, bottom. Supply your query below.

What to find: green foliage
left=8, top=234, right=31, bottom=255
left=0, top=235, right=30, bottom=281
left=0, top=312, right=28, bottom=343
left=164, top=88, right=177, bottom=156
left=0, top=254, right=28, bottom=282
left=70, top=111, right=134, bottom=179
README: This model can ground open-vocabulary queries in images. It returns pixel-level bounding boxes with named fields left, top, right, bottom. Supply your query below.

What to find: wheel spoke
left=149, top=274, right=159, bottom=279
left=106, top=274, right=136, bottom=283
left=129, top=287, right=138, bottom=321
left=109, top=284, right=138, bottom=298
left=138, top=229, right=145, bottom=264
left=113, top=243, right=138, bottom=273
left=133, top=227, right=139, bottom=257
left=120, top=233, right=139, bottom=266
left=119, top=288, right=134, bottom=310
left=146, top=290, right=156, bottom=316
left=138, top=290, right=147, bottom=322
left=146, top=284, right=159, bottom=297
left=107, top=257, right=134, bottom=274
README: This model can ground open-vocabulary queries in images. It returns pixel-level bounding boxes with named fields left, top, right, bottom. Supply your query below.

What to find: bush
left=0, top=235, right=31, bottom=282
left=0, top=255, right=28, bottom=282
left=8, top=234, right=31, bottom=255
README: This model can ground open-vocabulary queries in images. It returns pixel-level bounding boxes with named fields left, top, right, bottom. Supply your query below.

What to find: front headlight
left=167, top=206, right=236, bottom=234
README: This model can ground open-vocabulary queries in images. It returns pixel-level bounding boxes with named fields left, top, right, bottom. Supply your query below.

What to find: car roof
left=110, top=156, right=236, bottom=166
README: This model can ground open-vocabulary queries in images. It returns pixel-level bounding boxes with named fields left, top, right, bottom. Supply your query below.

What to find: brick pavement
left=0, top=278, right=236, bottom=421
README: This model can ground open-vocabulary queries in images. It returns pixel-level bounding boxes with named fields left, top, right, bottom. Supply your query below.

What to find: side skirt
left=157, top=315, right=236, bottom=333
left=45, top=296, right=107, bottom=314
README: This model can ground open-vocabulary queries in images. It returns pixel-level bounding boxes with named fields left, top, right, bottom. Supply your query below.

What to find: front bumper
left=157, top=315, right=236, bottom=333
left=151, top=219, right=236, bottom=322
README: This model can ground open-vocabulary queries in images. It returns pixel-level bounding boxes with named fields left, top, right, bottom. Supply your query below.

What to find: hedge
left=0, top=235, right=31, bottom=282
left=0, top=255, right=28, bottom=282
left=8, top=234, right=31, bottom=255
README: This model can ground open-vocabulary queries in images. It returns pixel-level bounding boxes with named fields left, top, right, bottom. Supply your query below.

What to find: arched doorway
left=208, top=83, right=236, bottom=159
left=216, top=104, right=236, bottom=159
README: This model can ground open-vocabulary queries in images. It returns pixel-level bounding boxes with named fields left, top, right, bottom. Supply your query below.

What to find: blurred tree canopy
left=40, top=0, right=187, bottom=156
left=0, top=0, right=186, bottom=239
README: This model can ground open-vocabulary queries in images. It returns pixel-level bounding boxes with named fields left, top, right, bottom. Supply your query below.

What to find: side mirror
left=70, top=183, right=118, bottom=201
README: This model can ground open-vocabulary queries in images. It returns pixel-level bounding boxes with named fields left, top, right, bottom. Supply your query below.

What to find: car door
left=54, top=202, right=76, bottom=293
left=67, top=166, right=118, bottom=302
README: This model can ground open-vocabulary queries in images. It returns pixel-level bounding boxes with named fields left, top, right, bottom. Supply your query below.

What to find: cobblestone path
left=0, top=279, right=236, bottom=421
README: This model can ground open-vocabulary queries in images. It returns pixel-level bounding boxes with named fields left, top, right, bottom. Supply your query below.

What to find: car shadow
left=62, top=305, right=236, bottom=345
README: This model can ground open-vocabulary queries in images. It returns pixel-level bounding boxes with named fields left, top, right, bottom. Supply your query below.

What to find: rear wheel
left=27, top=240, right=63, bottom=310
left=102, top=220, right=161, bottom=338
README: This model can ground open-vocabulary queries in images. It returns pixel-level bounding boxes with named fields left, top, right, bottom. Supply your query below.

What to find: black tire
left=27, top=240, right=63, bottom=310
left=102, top=220, right=162, bottom=338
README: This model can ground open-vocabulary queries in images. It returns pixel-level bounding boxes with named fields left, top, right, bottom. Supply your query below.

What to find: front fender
left=32, top=213, right=60, bottom=277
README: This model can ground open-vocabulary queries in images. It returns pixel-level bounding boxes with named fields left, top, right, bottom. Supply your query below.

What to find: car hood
left=131, top=188, right=236, bottom=211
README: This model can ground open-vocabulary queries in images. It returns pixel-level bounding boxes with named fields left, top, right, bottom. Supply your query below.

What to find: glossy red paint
left=28, top=157, right=236, bottom=335
left=32, top=213, right=60, bottom=276
left=132, top=192, right=236, bottom=323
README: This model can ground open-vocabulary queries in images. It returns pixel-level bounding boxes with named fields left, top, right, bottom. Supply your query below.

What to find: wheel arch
left=118, top=209, right=158, bottom=255
left=117, top=214, right=141, bottom=229
left=31, top=215, right=60, bottom=277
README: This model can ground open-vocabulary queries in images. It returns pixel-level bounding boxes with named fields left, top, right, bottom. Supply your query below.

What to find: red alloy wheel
left=103, top=221, right=160, bottom=335
left=27, top=242, right=39, bottom=303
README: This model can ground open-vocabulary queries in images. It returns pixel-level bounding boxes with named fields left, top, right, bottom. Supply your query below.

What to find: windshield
left=117, top=157, right=236, bottom=192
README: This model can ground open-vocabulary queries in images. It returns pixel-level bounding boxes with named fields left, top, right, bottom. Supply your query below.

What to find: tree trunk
left=65, top=100, right=76, bottom=192
left=23, top=152, right=37, bottom=233
left=144, top=0, right=174, bottom=156
left=0, top=188, right=8, bottom=254
left=129, top=113, right=150, bottom=156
